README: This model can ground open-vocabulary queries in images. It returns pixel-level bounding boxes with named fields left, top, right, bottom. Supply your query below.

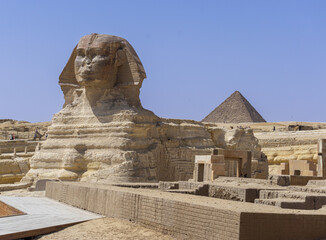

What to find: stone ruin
left=193, top=148, right=252, bottom=182
left=272, top=139, right=326, bottom=185
left=19, top=33, right=267, bottom=184
left=4, top=34, right=326, bottom=240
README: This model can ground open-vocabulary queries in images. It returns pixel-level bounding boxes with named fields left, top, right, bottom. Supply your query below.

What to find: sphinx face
left=74, top=34, right=121, bottom=88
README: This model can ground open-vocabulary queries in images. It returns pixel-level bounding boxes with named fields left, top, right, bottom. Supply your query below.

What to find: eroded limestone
left=23, top=34, right=264, bottom=183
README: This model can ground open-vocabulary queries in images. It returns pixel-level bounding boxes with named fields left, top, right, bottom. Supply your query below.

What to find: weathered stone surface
left=0, top=156, right=30, bottom=184
left=268, top=175, right=290, bottom=186
left=255, top=129, right=326, bottom=165
left=224, top=128, right=268, bottom=178
left=0, top=140, right=39, bottom=184
left=201, top=122, right=326, bottom=177
left=22, top=34, right=263, bottom=183
left=46, top=181, right=326, bottom=240
left=0, top=120, right=50, bottom=140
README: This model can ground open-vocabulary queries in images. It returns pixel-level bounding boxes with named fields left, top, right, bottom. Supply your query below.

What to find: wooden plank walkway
left=0, top=196, right=102, bottom=239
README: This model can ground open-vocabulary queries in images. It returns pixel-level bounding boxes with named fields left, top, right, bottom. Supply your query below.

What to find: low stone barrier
left=46, top=181, right=326, bottom=240
left=46, top=182, right=240, bottom=240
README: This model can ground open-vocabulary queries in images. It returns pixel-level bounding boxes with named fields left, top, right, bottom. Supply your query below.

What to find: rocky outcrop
left=0, top=119, right=50, bottom=140
left=0, top=140, right=38, bottom=184
left=255, top=130, right=326, bottom=164
left=0, top=120, right=48, bottom=184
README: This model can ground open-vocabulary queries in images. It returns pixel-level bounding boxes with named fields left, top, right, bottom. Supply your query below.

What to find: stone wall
left=254, top=130, right=326, bottom=177
left=0, top=120, right=49, bottom=184
left=0, top=140, right=39, bottom=154
left=46, top=181, right=326, bottom=240
left=255, top=130, right=326, bottom=165
left=0, top=140, right=39, bottom=184
left=240, top=212, right=326, bottom=240
left=0, top=158, right=28, bottom=184
left=46, top=182, right=241, bottom=240
left=0, top=120, right=50, bottom=140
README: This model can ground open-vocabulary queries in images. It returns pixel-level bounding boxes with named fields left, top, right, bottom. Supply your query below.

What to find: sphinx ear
left=115, top=49, right=127, bottom=67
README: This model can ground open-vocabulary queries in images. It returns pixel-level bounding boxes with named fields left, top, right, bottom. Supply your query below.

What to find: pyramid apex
left=202, top=91, right=266, bottom=123
left=232, top=90, right=242, bottom=96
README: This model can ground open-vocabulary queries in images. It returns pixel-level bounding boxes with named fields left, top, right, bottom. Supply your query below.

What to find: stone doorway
left=197, top=164, right=205, bottom=182
left=226, top=159, right=239, bottom=177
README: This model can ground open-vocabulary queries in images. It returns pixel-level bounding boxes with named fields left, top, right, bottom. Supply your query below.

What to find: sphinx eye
left=89, top=49, right=97, bottom=58
left=94, top=48, right=108, bottom=57
left=77, top=49, right=85, bottom=57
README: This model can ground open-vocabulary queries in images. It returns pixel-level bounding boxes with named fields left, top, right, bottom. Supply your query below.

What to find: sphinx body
left=25, top=34, right=162, bottom=182
left=24, top=34, right=265, bottom=183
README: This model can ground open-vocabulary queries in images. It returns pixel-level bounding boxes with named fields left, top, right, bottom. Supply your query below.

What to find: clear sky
left=0, top=0, right=325, bottom=123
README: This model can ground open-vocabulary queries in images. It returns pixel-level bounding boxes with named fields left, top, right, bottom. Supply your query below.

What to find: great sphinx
left=24, top=34, right=264, bottom=183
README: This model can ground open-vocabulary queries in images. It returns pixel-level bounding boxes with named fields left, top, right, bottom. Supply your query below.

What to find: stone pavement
left=0, top=196, right=101, bottom=239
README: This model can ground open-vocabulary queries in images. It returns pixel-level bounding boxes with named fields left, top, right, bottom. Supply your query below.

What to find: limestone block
left=0, top=160, right=21, bottom=175
left=289, top=159, right=317, bottom=177
left=34, top=179, right=59, bottom=191
left=297, top=154, right=314, bottom=161
left=268, top=165, right=282, bottom=176
left=280, top=162, right=289, bottom=175
left=0, top=174, right=24, bottom=184
left=262, top=143, right=318, bottom=165
left=274, top=156, right=295, bottom=162
left=268, top=175, right=290, bottom=186
left=15, top=157, right=30, bottom=174
left=224, top=128, right=261, bottom=159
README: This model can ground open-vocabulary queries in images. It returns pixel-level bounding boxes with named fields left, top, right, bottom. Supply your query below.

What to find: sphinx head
left=59, top=34, right=146, bottom=106
left=74, top=34, right=123, bottom=88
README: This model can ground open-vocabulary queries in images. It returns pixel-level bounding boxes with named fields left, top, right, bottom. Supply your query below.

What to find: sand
left=37, top=218, right=174, bottom=240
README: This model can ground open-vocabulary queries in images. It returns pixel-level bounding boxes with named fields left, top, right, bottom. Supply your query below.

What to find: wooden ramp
left=0, top=196, right=102, bottom=240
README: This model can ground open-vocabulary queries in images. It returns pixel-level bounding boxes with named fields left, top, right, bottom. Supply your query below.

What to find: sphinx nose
left=85, top=57, right=91, bottom=64
left=82, top=57, right=91, bottom=66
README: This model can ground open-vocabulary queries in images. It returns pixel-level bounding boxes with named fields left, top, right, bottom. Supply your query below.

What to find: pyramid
left=202, top=91, right=266, bottom=123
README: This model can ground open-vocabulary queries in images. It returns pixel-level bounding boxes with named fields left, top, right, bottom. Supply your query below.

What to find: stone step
left=256, top=192, right=326, bottom=210
left=112, top=183, right=158, bottom=189
left=259, top=190, right=307, bottom=200
left=0, top=153, right=34, bottom=159
left=166, top=189, right=196, bottom=194
left=307, top=180, right=326, bottom=187
left=254, top=198, right=310, bottom=209
left=288, top=185, right=326, bottom=194
left=0, top=182, right=32, bottom=192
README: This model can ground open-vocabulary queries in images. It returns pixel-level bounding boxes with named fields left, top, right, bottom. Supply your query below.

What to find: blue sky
left=0, top=0, right=325, bottom=123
